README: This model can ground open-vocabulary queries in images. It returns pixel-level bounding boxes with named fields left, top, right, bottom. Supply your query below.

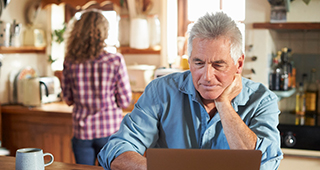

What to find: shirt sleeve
left=98, top=83, right=159, bottom=170
left=250, top=93, right=283, bottom=170
left=114, top=54, right=132, bottom=108
left=61, top=62, right=74, bottom=103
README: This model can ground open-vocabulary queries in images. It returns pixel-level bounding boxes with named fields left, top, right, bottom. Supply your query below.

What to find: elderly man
left=98, top=12, right=283, bottom=170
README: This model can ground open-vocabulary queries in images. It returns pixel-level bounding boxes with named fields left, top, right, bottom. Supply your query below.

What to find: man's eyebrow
left=192, top=58, right=203, bottom=62
left=191, top=58, right=227, bottom=64
left=213, top=60, right=227, bottom=64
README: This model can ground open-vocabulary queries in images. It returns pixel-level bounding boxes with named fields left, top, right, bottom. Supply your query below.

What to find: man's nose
left=203, top=64, right=214, bottom=81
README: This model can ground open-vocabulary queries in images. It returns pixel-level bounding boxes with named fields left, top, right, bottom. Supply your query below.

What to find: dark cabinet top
left=253, top=22, right=320, bottom=30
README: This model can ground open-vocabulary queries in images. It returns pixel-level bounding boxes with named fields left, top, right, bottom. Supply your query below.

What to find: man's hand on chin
left=215, top=74, right=242, bottom=103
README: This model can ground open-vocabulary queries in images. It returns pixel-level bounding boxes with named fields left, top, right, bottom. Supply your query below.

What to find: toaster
left=39, top=76, right=62, bottom=104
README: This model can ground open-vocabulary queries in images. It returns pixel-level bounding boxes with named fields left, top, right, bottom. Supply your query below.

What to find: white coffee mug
left=15, top=148, right=54, bottom=170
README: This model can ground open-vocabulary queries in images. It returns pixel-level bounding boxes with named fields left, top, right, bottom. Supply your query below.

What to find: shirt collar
left=231, top=78, right=250, bottom=112
left=178, top=71, right=200, bottom=102
left=232, top=77, right=250, bottom=106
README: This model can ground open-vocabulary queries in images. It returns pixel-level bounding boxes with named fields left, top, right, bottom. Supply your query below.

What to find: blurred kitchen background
left=1, top=0, right=320, bottom=101
left=0, top=0, right=320, bottom=159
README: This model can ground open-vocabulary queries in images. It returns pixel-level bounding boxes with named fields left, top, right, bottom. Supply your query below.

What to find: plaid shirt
left=61, top=51, right=132, bottom=140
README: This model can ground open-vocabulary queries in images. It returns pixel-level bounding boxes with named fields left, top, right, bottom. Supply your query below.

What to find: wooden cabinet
left=1, top=104, right=74, bottom=163
left=0, top=101, right=136, bottom=163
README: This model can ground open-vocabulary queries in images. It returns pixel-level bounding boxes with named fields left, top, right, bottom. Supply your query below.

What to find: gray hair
left=187, top=12, right=243, bottom=64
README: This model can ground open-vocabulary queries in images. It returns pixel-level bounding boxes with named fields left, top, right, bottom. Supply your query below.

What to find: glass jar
left=147, top=14, right=161, bottom=48
left=118, top=15, right=130, bottom=46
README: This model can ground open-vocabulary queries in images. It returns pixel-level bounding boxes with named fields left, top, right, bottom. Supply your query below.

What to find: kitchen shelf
left=118, top=46, right=161, bottom=55
left=0, top=46, right=46, bottom=54
left=253, top=22, right=320, bottom=30
left=41, top=0, right=121, bottom=8
left=272, top=88, right=296, bottom=101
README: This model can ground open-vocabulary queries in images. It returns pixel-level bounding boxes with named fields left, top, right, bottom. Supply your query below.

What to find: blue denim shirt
left=98, top=71, right=283, bottom=170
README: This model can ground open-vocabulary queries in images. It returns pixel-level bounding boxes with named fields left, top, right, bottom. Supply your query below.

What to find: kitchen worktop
left=1, top=102, right=75, bottom=163
left=1, top=101, right=131, bottom=117
left=279, top=154, right=320, bottom=170
left=279, top=148, right=320, bottom=170
left=0, top=102, right=131, bottom=163
left=1, top=102, right=73, bottom=115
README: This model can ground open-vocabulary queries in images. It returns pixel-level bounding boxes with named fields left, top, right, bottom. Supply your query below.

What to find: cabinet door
left=1, top=111, right=75, bottom=163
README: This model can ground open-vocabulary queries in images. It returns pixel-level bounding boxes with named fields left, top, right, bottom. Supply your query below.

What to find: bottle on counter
left=302, top=73, right=308, bottom=91
left=280, top=47, right=291, bottom=91
left=305, top=68, right=318, bottom=126
left=295, top=82, right=306, bottom=125
left=269, top=51, right=282, bottom=91
left=287, top=48, right=296, bottom=88
left=291, top=62, right=296, bottom=89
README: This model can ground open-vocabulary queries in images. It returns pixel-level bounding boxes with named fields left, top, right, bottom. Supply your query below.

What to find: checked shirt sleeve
left=114, top=54, right=132, bottom=108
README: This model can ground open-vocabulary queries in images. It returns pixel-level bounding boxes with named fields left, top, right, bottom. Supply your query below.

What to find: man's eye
left=195, top=62, right=203, bottom=65
left=213, top=64, right=227, bottom=70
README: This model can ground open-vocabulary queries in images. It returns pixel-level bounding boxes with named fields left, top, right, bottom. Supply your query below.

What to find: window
left=181, top=0, right=245, bottom=28
left=178, top=0, right=246, bottom=52
left=51, top=4, right=65, bottom=71
left=187, top=0, right=220, bottom=21
left=50, top=4, right=119, bottom=71
left=75, top=11, right=119, bottom=53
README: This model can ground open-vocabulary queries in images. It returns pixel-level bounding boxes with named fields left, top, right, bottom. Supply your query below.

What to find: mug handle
left=43, top=153, right=54, bottom=167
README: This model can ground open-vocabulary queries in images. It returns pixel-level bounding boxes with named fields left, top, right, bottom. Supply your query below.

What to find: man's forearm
left=110, top=151, right=147, bottom=170
left=215, top=101, right=257, bottom=149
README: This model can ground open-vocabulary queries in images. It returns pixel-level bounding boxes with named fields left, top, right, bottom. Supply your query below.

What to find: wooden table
left=0, top=156, right=104, bottom=170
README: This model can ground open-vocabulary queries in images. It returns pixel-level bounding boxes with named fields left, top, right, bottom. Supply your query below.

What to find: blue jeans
left=72, top=136, right=110, bottom=165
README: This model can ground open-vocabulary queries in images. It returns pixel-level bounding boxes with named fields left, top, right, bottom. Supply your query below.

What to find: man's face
left=189, top=37, right=243, bottom=101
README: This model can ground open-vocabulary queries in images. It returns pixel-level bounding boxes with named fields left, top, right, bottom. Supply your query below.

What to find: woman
left=61, top=9, right=132, bottom=165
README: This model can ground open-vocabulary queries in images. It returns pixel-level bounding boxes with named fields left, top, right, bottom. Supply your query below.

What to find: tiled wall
left=271, top=30, right=320, bottom=54
left=271, top=30, right=320, bottom=113
left=0, top=53, right=50, bottom=104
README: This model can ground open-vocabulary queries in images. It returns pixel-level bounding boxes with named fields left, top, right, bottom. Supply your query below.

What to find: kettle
left=20, top=77, right=49, bottom=107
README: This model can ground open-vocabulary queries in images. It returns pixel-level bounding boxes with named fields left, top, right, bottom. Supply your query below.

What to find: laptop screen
left=146, top=148, right=262, bottom=170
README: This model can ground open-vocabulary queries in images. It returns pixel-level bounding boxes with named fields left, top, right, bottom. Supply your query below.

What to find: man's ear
left=236, top=54, right=245, bottom=74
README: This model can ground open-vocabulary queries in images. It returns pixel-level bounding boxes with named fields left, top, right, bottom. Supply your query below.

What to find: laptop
left=146, top=148, right=262, bottom=170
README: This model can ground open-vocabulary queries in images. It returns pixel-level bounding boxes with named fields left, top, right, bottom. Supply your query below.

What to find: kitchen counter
left=279, top=154, right=320, bottom=170
left=278, top=148, right=320, bottom=170
left=0, top=102, right=131, bottom=164
left=1, top=102, right=75, bottom=163
left=282, top=148, right=320, bottom=157
left=1, top=102, right=73, bottom=115
left=1, top=101, right=131, bottom=116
